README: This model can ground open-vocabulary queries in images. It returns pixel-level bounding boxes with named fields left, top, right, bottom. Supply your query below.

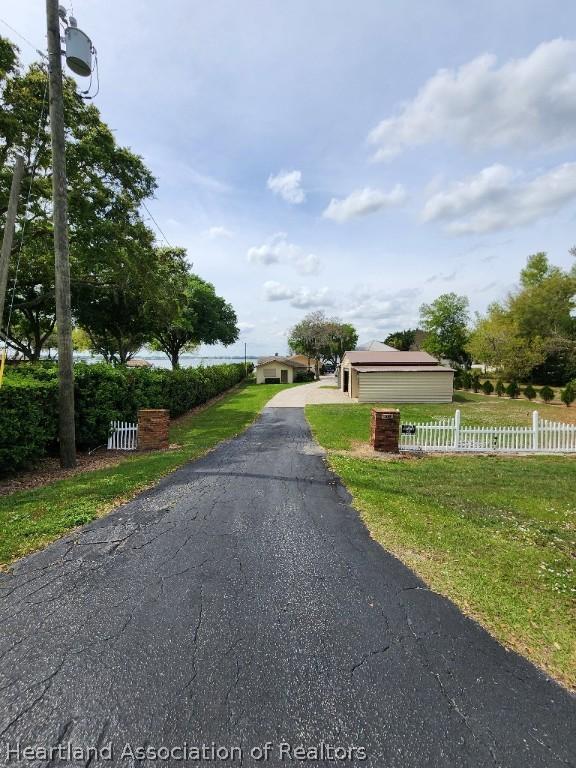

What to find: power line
left=141, top=200, right=172, bottom=247
left=0, top=17, right=46, bottom=59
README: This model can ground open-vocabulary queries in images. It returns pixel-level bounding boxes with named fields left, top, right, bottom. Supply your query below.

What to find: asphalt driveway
left=0, top=408, right=574, bottom=767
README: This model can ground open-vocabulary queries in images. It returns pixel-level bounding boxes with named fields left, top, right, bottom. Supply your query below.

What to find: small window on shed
left=263, top=368, right=276, bottom=377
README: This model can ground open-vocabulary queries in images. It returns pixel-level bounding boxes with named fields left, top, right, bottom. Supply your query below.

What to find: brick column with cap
left=371, top=408, right=400, bottom=453
left=137, top=409, right=170, bottom=451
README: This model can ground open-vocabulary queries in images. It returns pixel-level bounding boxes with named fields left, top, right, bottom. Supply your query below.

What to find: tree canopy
left=288, top=311, right=358, bottom=376
left=419, top=293, right=470, bottom=365
left=384, top=329, right=417, bottom=351
left=0, top=38, right=238, bottom=368
left=0, top=37, right=156, bottom=360
left=150, top=266, right=239, bottom=368
left=468, top=252, right=576, bottom=383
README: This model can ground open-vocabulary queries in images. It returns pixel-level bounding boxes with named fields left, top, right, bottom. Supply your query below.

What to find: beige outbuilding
left=340, top=351, right=454, bottom=403
left=255, top=356, right=305, bottom=384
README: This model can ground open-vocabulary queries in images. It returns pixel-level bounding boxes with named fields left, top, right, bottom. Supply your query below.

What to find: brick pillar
left=137, top=409, right=170, bottom=451
left=371, top=408, right=400, bottom=453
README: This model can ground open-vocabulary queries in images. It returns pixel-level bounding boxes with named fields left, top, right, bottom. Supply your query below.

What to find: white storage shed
left=340, top=351, right=454, bottom=403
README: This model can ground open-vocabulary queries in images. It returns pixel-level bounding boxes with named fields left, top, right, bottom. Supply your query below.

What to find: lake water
left=70, top=353, right=258, bottom=369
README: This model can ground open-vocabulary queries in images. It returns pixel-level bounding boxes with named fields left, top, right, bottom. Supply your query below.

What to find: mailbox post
left=371, top=408, right=400, bottom=453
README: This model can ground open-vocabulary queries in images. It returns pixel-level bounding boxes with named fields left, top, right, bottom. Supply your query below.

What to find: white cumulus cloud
left=247, top=234, right=320, bottom=274
left=205, top=226, right=233, bottom=239
left=423, top=162, right=576, bottom=234
left=267, top=170, right=306, bottom=204
left=263, top=281, right=295, bottom=301
left=369, top=39, right=576, bottom=160
left=342, top=288, right=419, bottom=324
left=263, top=281, right=333, bottom=308
left=322, top=186, right=407, bottom=222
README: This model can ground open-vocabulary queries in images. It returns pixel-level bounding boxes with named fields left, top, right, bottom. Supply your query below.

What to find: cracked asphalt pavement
left=0, top=408, right=575, bottom=767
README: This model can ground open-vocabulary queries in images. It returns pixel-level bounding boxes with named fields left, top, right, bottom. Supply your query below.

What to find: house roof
left=343, top=350, right=439, bottom=365
left=288, top=354, right=319, bottom=365
left=354, top=365, right=455, bottom=373
left=355, top=340, right=397, bottom=352
left=126, top=358, right=152, bottom=368
left=256, top=356, right=305, bottom=368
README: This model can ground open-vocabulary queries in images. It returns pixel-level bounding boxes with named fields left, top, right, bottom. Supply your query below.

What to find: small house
left=255, top=355, right=305, bottom=384
left=340, top=350, right=454, bottom=403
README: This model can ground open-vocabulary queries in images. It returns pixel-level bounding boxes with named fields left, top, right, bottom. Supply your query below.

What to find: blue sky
left=4, top=1, right=576, bottom=356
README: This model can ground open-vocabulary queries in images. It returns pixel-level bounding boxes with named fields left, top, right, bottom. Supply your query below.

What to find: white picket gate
left=399, top=410, right=576, bottom=454
left=107, top=420, right=138, bottom=450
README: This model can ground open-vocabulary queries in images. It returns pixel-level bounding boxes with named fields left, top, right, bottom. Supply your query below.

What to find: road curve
left=0, top=408, right=574, bottom=767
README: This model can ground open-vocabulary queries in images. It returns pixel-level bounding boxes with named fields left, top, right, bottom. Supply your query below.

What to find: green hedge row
left=0, top=377, right=58, bottom=474
left=0, top=362, right=252, bottom=475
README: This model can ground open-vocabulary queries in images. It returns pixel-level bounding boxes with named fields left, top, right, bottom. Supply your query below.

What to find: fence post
left=453, top=409, right=461, bottom=449
left=532, top=411, right=539, bottom=451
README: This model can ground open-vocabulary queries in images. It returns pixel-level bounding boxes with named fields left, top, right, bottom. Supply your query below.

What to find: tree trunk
left=171, top=350, right=180, bottom=369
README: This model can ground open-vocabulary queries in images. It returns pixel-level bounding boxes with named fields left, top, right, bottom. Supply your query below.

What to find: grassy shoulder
left=306, top=403, right=576, bottom=689
left=0, top=380, right=291, bottom=567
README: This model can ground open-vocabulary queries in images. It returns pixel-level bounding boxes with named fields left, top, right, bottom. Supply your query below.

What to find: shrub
left=461, top=371, right=472, bottom=390
left=523, top=384, right=536, bottom=401
left=495, top=379, right=505, bottom=397
left=560, top=382, right=575, bottom=407
left=539, top=385, right=555, bottom=403
left=453, top=369, right=466, bottom=389
left=1, top=362, right=249, bottom=474
left=0, top=377, right=58, bottom=473
left=506, top=381, right=520, bottom=398
left=294, top=370, right=315, bottom=383
left=481, top=380, right=494, bottom=395
left=470, top=372, right=481, bottom=393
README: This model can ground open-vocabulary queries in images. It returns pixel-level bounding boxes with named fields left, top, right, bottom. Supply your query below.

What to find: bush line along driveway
left=306, top=399, right=576, bottom=688
left=1, top=407, right=574, bottom=766
left=0, top=381, right=296, bottom=566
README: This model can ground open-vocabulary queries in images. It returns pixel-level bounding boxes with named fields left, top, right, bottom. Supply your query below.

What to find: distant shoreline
left=30, top=352, right=260, bottom=369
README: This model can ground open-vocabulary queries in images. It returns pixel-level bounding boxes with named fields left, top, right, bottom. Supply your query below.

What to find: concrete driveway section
left=265, top=376, right=354, bottom=406
left=0, top=408, right=574, bottom=767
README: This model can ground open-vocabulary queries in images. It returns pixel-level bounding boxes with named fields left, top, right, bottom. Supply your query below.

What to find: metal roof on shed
left=343, top=350, right=439, bottom=365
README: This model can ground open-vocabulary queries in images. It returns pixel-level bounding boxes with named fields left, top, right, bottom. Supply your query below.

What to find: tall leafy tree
left=75, top=240, right=175, bottom=364
left=288, top=311, right=358, bottom=376
left=468, top=252, right=576, bottom=383
left=419, top=293, right=471, bottom=365
left=288, top=311, right=330, bottom=379
left=322, top=322, right=358, bottom=367
left=467, top=305, right=545, bottom=380
left=151, top=266, right=239, bottom=369
left=0, top=38, right=157, bottom=360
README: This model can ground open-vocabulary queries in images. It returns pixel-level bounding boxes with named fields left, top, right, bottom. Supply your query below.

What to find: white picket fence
left=107, top=420, right=138, bottom=450
left=399, top=410, right=576, bottom=453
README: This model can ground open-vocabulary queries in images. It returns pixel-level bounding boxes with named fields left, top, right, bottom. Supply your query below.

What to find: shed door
left=281, top=369, right=288, bottom=383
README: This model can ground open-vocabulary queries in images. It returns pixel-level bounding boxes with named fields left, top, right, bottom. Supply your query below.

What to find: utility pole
left=244, top=342, right=247, bottom=377
left=0, top=155, right=25, bottom=330
left=46, top=0, right=76, bottom=467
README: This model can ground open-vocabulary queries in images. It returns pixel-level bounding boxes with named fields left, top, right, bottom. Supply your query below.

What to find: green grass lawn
left=0, top=380, right=292, bottom=567
left=306, top=400, right=576, bottom=689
